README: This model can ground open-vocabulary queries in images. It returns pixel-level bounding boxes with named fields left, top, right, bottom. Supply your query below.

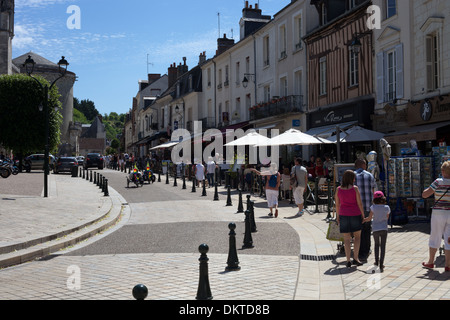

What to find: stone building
left=0, top=0, right=80, bottom=156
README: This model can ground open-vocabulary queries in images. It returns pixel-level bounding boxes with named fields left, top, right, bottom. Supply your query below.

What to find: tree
left=73, top=98, right=99, bottom=121
left=0, top=74, right=62, bottom=155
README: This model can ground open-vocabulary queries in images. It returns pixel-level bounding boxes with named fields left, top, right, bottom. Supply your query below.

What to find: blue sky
left=12, top=0, right=291, bottom=116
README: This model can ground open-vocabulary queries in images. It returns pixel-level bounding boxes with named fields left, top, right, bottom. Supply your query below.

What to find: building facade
left=304, top=0, right=375, bottom=162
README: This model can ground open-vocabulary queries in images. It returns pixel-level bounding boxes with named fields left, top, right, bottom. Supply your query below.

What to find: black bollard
left=79, top=167, right=82, bottom=177
left=196, top=244, right=213, bottom=300
left=90, top=170, right=92, bottom=182
left=226, top=184, right=232, bottom=206
left=99, top=175, right=103, bottom=189
left=82, top=168, right=85, bottom=179
left=174, top=173, right=177, bottom=187
left=242, top=210, right=254, bottom=249
left=192, top=177, right=196, bottom=193
left=250, top=200, right=257, bottom=233
left=104, top=179, right=109, bottom=196
left=132, top=284, right=148, bottom=300
left=237, top=189, right=244, bottom=213
left=225, top=223, right=240, bottom=271
left=158, top=170, right=161, bottom=182
left=166, top=170, right=169, bottom=184
left=213, top=181, right=219, bottom=201
left=101, top=176, right=105, bottom=193
left=182, top=174, right=186, bottom=190
left=202, top=180, right=207, bottom=196
left=94, top=172, right=97, bottom=185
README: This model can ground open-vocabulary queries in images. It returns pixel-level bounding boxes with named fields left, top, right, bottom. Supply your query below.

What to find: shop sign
left=310, top=105, right=357, bottom=128
left=409, top=99, right=450, bottom=126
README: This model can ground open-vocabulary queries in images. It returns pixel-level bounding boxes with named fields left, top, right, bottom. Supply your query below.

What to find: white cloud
left=15, top=0, right=76, bottom=8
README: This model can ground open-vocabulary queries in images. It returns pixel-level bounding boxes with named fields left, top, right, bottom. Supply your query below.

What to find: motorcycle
left=0, top=160, right=12, bottom=179
left=143, top=165, right=155, bottom=184
left=127, top=168, right=144, bottom=188
left=3, top=158, right=19, bottom=175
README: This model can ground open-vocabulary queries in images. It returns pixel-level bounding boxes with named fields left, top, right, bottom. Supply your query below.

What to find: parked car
left=54, top=157, right=78, bottom=174
left=84, top=153, right=104, bottom=169
left=76, top=156, right=85, bottom=165
left=24, top=154, right=56, bottom=171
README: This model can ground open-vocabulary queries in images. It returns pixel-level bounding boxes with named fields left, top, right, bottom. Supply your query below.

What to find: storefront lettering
left=324, top=111, right=343, bottom=123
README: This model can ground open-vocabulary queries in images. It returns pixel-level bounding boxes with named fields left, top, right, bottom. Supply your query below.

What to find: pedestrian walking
left=335, top=170, right=365, bottom=268
left=194, top=159, right=205, bottom=188
left=354, top=158, right=377, bottom=261
left=251, top=163, right=281, bottom=218
left=364, top=191, right=390, bottom=273
left=206, top=157, right=216, bottom=188
left=291, top=158, right=308, bottom=217
left=422, top=161, right=450, bottom=272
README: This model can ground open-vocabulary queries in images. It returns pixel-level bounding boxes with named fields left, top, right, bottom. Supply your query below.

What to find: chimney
left=240, top=2, right=271, bottom=40
left=177, top=57, right=188, bottom=78
left=217, top=34, right=235, bottom=55
left=147, top=73, right=161, bottom=85
left=198, top=51, right=207, bottom=65
left=168, top=63, right=177, bottom=88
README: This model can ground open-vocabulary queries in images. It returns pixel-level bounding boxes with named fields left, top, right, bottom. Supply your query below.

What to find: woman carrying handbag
left=335, top=170, right=366, bottom=268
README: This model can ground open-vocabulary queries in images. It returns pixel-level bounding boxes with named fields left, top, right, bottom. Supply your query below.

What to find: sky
left=12, top=0, right=291, bottom=116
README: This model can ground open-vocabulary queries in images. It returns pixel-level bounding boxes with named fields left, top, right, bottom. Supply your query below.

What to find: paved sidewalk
left=0, top=170, right=449, bottom=301
left=0, top=171, right=124, bottom=268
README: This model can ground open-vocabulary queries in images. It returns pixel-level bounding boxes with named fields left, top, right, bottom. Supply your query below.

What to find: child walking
left=364, top=191, right=390, bottom=272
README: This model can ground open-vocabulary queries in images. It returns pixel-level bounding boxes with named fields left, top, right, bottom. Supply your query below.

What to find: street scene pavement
left=0, top=169, right=449, bottom=303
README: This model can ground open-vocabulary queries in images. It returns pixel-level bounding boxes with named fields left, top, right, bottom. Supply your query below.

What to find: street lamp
left=242, top=73, right=255, bottom=89
left=23, top=55, right=69, bottom=198
left=349, top=36, right=362, bottom=55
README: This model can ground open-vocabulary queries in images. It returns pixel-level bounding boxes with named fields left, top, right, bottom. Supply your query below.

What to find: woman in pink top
left=335, top=170, right=365, bottom=268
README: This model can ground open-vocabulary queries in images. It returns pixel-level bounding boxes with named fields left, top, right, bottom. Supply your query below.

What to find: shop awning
left=384, top=121, right=450, bottom=144
left=328, top=126, right=385, bottom=143
left=305, top=121, right=358, bottom=138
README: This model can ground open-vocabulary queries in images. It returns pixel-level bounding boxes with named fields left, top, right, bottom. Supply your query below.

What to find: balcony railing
left=249, top=95, right=304, bottom=121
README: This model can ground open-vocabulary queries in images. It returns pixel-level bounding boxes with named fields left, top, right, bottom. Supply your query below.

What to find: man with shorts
left=291, top=158, right=308, bottom=217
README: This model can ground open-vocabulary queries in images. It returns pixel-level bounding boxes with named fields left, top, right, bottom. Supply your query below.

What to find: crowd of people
left=104, top=150, right=450, bottom=273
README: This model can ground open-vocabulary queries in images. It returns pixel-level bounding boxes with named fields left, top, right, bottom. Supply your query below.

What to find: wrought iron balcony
left=249, top=95, right=304, bottom=121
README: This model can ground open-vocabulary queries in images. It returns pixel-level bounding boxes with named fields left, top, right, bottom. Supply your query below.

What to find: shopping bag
left=326, top=220, right=344, bottom=242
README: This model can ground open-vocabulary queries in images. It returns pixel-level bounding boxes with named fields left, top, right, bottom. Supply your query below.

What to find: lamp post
left=23, top=55, right=69, bottom=198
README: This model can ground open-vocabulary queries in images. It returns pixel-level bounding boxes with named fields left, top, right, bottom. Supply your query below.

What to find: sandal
left=422, top=262, right=434, bottom=269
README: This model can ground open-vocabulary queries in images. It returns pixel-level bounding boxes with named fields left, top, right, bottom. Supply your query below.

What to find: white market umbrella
left=224, top=131, right=271, bottom=146
left=328, top=126, right=385, bottom=143
left=150, top=141, right=179, bottom=150
left=256, top=128, right=334, bottom=147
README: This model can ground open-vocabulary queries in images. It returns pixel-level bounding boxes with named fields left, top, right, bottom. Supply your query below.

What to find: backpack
left=268, top=174, right=278, bottom=188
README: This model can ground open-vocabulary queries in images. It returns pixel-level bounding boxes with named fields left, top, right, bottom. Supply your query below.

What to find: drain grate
left=300, top=254, right=336, bottom=261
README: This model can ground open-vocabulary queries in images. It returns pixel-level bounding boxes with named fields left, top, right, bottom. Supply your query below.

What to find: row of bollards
left=134, top=221, right=245, bottom=300
left=130, top=169, right=259, bottom=300
left=132, top=193, right=259, bottom=300
left=78, top=167, right=109, bottom=197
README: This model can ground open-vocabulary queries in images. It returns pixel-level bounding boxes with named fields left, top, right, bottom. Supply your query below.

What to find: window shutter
left=426, top=36, right=433, bottom=91
left=395, top=43, right=404, bottom=99
left=376, top=52, right=385, bottom=103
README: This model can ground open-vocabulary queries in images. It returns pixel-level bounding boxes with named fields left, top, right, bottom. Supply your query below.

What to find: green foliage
left=73, top=107, right=89, bottom=124
left=73, top=98, right=99, bottom=121
left=72, top=97, right=125, bottom=151
left=0, top=74, right=62, bottom=154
